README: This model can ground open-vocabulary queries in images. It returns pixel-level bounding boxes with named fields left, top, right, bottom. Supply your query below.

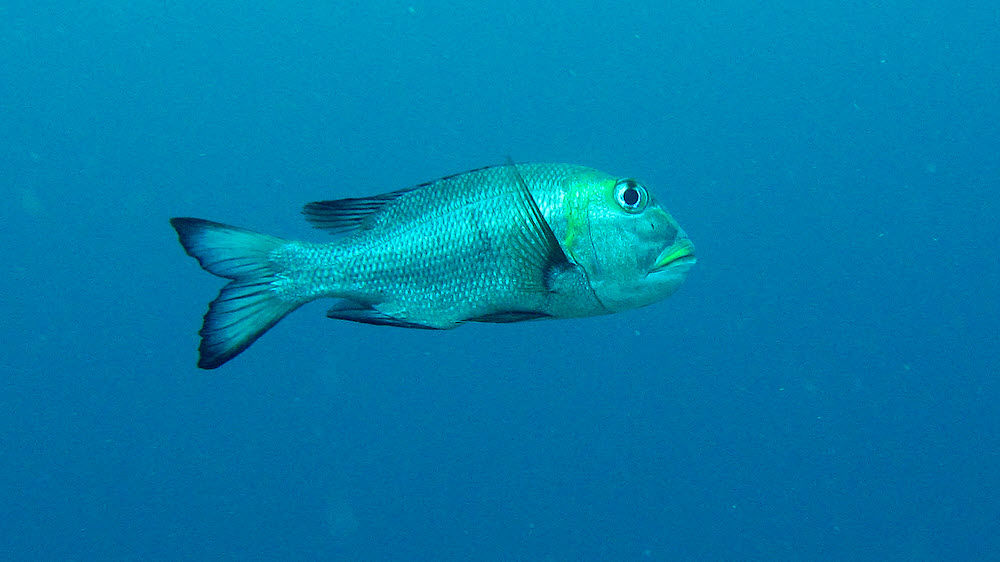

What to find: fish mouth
left=650, top=239, right=696, bottom=273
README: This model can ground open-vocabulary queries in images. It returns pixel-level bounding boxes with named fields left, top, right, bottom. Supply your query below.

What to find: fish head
left=564, top=175, right=696, bottom=312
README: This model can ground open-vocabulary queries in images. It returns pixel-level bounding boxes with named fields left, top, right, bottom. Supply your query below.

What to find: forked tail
left=170, top=218, right=303, bottom=369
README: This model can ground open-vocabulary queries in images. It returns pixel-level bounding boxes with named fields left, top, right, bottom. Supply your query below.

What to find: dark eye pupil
left=622, top=188, right=639, bottom=206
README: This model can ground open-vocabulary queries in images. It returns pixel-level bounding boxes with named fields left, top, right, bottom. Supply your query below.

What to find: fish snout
left=650, top=237, right=696, bottom=273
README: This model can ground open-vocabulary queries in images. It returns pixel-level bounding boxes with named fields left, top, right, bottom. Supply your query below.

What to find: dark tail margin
left=170, top=218, right=302, bottom=369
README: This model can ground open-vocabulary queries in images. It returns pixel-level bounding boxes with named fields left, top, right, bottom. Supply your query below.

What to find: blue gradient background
left=3, top=2, right=998, bottom=560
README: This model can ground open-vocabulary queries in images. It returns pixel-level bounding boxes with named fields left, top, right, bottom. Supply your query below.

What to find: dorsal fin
left=302, top=165, right=502, bottom=235
left=302, top=186, right=415, bottom=234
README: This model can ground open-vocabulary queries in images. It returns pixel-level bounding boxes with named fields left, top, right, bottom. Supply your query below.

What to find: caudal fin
left=170, top=217, right=302, bottom=369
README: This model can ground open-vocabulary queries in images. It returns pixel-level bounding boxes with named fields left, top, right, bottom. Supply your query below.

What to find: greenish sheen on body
left=170, top=162, right=696, bottom=369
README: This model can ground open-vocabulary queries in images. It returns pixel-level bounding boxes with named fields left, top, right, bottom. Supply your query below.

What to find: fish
left=170, top=162, right=696, bottom=369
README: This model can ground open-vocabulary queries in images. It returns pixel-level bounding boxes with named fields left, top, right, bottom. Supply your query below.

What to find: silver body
left=171, top=162, right=696, bottom=368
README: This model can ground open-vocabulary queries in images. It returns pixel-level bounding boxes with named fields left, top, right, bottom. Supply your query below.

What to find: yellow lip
left=651, top=239, right=696, bottom=271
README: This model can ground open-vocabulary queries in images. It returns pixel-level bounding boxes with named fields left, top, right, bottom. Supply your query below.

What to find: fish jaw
left=650, top=237, right=696, bottom=273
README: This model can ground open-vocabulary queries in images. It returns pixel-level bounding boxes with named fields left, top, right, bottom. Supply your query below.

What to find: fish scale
left=327, top=166, right=564, bottom=311
left=170, top=162, right=695, bottom=368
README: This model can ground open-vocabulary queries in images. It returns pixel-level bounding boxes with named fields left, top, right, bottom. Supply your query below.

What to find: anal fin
left=326, top=301, right=442, bottom=330
left=469, top=311, right=553, bottom=323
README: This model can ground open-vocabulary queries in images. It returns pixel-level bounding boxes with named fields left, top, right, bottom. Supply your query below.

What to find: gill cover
left=566, top=176, right=692, bottom=312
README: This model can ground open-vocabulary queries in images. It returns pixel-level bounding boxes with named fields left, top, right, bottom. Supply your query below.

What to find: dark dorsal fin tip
left=302, top=186, right=417, bottom=234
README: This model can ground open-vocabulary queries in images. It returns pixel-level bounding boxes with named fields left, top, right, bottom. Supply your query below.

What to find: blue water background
left=3, top=2, right=998, bottom=560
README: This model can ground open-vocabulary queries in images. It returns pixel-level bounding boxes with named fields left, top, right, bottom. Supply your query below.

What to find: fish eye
left=614, top=179, right=648, bottom=214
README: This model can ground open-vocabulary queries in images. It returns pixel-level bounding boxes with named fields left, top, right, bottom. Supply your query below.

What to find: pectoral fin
left=503, top=160, right=571, bottom=293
